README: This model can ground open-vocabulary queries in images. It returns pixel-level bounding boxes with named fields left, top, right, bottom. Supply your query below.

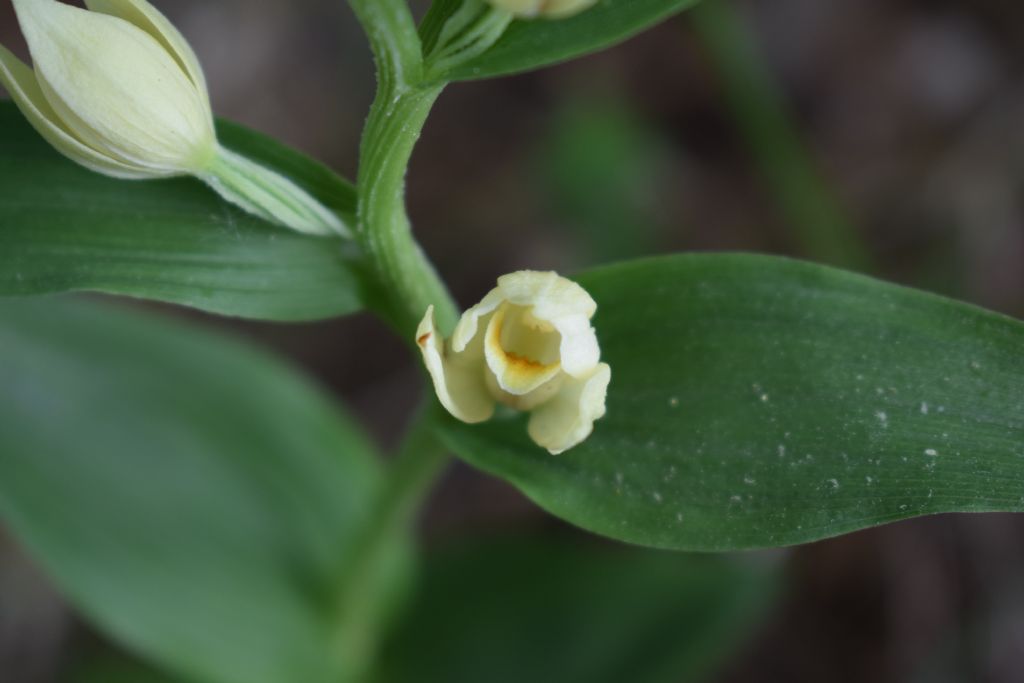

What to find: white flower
left=487, top=0, right=598, bottom=19
left=417, top=271, right=611, bottom=455
left=0, top=0, right=347, bottom=237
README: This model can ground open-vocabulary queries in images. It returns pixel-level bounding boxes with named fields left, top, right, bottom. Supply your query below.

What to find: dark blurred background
left=3, top=0, right=1024, bottom=681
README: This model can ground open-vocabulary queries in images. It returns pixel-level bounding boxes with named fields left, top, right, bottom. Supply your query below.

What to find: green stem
left=357, top=80, right=457, bottom=334
left=330, top=5, right=464, bottom=679
left=690, top=0, right=873, bottom=272
left=346, top=0, right=424, bottom=91
left=330, top=408, right=451, bottom=681
left=347, top=0, right=459, bottom=335
left=371, top=409, right=451, bottom=548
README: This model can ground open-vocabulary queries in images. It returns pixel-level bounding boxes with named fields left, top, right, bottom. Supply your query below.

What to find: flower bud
left=417, top=271, right=611, bottom=455
left=487, top=0, right=598, bottom=20
left=0, top=0, right=347, bottom=237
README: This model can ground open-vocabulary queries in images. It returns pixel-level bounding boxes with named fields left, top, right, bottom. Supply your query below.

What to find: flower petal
left=497, top=271, right=600, bottom=377
left=549, top=312, right=600, bottom=378
left=484, top=303, right=563, bottom=396
left=83, top=0, right=211, bottom=122
left=0, top=43, right=150, bottom=178
left=527, top=362, right=611, bottom=455
left=451, top=286, right=505, bottom=353
left=417, top=306, right=496, bottom=424
left=14, top=0, right=214, bottom=172
left=497, top=270, right=597, bottom=319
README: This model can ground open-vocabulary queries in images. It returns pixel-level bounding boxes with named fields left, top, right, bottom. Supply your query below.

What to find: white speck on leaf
left=920, top=402, right=929, bottom=415
left=925, top=448, right=938, bottom=457
left=875, top=411, right=888, bottom=426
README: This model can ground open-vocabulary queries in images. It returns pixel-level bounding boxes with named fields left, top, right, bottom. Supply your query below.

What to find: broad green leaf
left=436, top=0, right=700, bottom=81
left=374, top=534, right=777, bottom=683
left=441, top=254, right=1024, bottom=551
left=0, top=101, right=363, bottom=322
left=0, top=298, right=393, bottom=683
left=68, top=653, right=187, bottom=683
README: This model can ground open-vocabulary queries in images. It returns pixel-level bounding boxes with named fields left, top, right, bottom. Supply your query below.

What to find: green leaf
left=374, top=534, right=777, bottom=683
left=68, top=653, right=188, bottom=683
left=0, top=298, right=392, bottom=683
left=440, top=0, right=700, bottom=81
left=440, top=254, right=1024, bottom=550
left=0, top=101, right=363, bottom=322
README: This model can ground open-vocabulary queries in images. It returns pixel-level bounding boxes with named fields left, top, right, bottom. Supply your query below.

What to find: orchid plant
left=0, top=1, right=1022, bottom=682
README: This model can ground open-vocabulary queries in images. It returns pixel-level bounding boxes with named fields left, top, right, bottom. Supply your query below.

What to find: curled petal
left=451, top=286, right=505, bottom=353
left=549, top=312, right=600, bottom=378
left=497, top=271, right=600, bottom=377
left=496, top=271, right=597, bottom=320
left=484, top=304, right=562, bottom=396
left=417, top=306, right=495, bottom=424
left=528, top=363, right=611, bottom=455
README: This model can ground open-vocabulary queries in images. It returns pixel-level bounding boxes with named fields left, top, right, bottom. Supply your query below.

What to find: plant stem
left=347, top=0, right=459, bottom=335
left=689, top=0, right=873, bottom=272
left=332, top=4, right=462, bottom=679
left=357, top=80, right=456, bottom=334
left=374, top=408, right=451, bottom=548
left=346, top=0, right=424, bottom=90
left=330, top=408, right=451, bottom=682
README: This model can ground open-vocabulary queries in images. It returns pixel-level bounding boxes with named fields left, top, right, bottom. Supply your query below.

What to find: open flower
left=487, top=0, right=598, bottom=19
left=0, top=0, right=346, bottom=237
left=417, top=271, right=611, bottom=455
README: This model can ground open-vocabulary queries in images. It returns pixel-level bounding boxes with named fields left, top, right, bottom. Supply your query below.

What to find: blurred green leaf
left=539, top=97, right=670, bottom=264
left=441, top=254, right=1024, bottom=550
left=0, top=298, right=393, bottom=683
left=0, top=101, right=363, bottom=322
left=374, top=534, right=777, bottom=683
left=68, top=653, right=187, bottom=683
left=439, top=0, right=701, bottom=81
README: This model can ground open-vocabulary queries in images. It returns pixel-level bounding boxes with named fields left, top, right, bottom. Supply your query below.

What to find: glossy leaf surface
left=0, top=102, right=362, bottom=321
left=441, top=254, right=1024, bottom=550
